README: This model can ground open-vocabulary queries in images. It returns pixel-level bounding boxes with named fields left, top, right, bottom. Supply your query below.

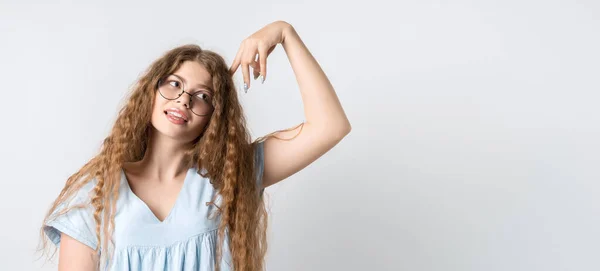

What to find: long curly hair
left=39, top=44, right=276, bottom=271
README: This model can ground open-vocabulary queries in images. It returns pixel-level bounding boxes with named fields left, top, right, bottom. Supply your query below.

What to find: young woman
left=40, top=20, right=351, bottom=271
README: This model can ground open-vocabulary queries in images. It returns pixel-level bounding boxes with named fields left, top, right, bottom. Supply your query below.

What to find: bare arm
left=229, top=21, right=351, bottom=187
left=58, top=233, right=98, bottom=271
left=261, top=23, right=351, bottom=187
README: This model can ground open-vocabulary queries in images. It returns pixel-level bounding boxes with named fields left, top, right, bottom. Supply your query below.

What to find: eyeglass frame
left=156, top=74, right=215, bottom=117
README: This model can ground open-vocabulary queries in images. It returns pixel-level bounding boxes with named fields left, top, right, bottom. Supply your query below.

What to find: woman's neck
left=127, top=128, right=193, bottom=182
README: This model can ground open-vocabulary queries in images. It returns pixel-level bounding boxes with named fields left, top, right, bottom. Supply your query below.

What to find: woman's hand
left=229, top=20, right=292, bottom=92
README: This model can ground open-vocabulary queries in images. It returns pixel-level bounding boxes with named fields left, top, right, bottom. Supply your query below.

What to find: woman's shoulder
left=44, top=176, right=100, bottom=250
left=53, top=175, right=99, bottom=209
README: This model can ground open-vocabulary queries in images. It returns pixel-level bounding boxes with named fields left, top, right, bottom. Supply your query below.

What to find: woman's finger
left=243, top=43, right=262, bottom=91
left=257, top=43, right=268, bottom=83
left=229, top=47, right=244, bottom=75
left=252, top=58, right=261, bottom=80
left=242, top=62, right=251, bottom=92
left=241, top=50, right=255, bottom=92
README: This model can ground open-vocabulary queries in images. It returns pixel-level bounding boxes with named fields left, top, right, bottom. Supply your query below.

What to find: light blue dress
left=44, top=142, right=265, bottom=270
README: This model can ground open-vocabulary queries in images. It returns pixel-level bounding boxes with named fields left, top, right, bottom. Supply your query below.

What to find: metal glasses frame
left=156, top=74, right=214, bottom=117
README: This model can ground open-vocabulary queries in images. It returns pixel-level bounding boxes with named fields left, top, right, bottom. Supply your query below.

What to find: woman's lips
left=165, top=111, right=187, bottom=125
left=164, top=108, right=189, bottom=121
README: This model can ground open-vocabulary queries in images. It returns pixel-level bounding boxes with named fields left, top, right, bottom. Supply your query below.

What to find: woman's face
left=150, top=60, right=214, bottom=143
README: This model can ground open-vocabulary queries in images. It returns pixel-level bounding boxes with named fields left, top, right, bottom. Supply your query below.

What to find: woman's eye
left=194, top=93, right=212, bottom=102
left=196, top=93, right=208, bottom=100
left=169, top=80, right=180, bottom=88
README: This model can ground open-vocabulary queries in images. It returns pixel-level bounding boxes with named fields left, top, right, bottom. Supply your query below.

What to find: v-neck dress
left=44, top=141, right=265, bottom=270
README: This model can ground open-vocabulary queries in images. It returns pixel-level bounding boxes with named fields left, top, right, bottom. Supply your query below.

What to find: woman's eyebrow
left=174, top=73, right=214, bottom=92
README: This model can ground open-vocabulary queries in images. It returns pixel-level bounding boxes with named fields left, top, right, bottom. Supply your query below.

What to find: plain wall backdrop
left=1, top=0, right=599, bottom=270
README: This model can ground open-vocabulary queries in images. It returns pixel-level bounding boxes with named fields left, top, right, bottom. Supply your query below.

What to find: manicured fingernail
left=243, top=82, right=248, bottom=92
left=260, top=75, right=265, bottom=84
left=254, top=73, right=259, bottom=80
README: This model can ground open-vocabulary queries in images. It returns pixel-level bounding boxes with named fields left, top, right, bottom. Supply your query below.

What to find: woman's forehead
left=172, top=61, right=213, bottom=89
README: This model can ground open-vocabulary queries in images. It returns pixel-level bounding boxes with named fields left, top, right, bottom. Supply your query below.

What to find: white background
left=1, top=0, right=599, bottom=270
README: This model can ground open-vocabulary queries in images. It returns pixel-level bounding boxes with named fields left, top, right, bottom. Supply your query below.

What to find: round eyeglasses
left=157, top=74, right=214, bottom=116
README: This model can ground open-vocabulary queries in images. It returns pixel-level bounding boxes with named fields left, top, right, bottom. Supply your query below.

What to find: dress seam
left=119, top=227, right=219, bottom=249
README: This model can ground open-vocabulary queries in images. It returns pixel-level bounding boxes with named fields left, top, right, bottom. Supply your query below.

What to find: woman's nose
left=175, top=93, right=192, bottom=108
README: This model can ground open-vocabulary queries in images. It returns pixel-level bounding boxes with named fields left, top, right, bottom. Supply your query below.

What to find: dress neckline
left=120, top=167, right=193, bottom=223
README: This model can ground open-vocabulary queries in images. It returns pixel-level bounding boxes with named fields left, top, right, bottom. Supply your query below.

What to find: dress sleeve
left=43, top=180, right=98, bottom=250
left=255, top=140, right=266, bottom=195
